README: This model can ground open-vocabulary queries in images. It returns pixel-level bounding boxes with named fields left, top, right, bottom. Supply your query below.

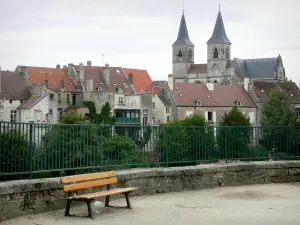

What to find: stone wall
left=1, top=161, right=300, bottom=221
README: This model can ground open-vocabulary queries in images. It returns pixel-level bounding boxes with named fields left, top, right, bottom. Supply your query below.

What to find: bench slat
left=67, top=187, right=138, bottom=200
left=63, top=177, right=118, bottom=192
left=61, top=171, right=116, bottom=184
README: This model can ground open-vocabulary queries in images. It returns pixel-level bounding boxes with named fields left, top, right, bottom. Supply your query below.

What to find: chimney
left=56, top=64, right=60, bottom=69
left=128, top=73, right=133, bottom=85
left=87, top=61, right=92, bottom=66
left=206, top=82, right=214, bottom=91
left=168, top=74, right=173, bottom=90
left=244, top=78, right=249, bottom=92
left=103, top=63, right=111, bottom=84
left=68, top=63, right=74, bottom=77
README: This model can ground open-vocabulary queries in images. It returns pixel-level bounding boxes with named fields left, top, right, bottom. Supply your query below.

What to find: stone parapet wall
left=1, top=161, right=300, bottom=221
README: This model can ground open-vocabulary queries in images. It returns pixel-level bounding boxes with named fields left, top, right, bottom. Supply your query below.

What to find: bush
left=0, top=131, right=30, bottom=180
left=155, top=114, right=217, bottom=166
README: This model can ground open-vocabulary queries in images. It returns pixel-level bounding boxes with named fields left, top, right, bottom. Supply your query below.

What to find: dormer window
left=235, top=100, right=242, bottom=106
left=124, top=83, right=128, bottom=88
left=112, top=82, right=116, bottom=86
left=118, top=87, right=123, bottom=94
left=194, top=100, right=201, bottom=106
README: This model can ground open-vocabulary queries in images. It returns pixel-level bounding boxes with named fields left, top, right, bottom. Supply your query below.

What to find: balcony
left=116, top=117, right=140, bottom=124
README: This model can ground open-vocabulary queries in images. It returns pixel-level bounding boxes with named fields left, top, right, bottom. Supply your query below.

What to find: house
left=172, top=78, right=257, bottom=125
left=152, top=80, right=177, bottom=125
left=65, top=62, right=153, bottom=130
left=249, top=80, right=300, bottom=125
left=0, top=69, right=31, bottom=123
left=15, top=65, right=83, bottom=123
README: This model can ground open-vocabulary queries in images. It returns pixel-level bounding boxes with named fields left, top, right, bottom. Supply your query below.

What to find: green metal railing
left=1, top=121, right=300, bottom=180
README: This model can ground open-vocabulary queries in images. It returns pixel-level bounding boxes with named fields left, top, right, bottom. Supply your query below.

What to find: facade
left=172, top=80, right=257, bottom=126
left=171, top=9, right=286, bottom=85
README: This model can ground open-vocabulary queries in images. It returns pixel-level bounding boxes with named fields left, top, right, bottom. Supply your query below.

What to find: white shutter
left=249, top=112, right=255, bottom=124
left=205, top=111, right=208, bottom=121
left=213, top=111, right=216, bottom=123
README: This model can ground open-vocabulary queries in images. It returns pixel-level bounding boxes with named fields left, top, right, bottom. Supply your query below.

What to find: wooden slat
left=67, top=187, right=138, bottom=200
left=63, top=178, right=118, bottom=192
left=61, top=171, right=116, bottom=184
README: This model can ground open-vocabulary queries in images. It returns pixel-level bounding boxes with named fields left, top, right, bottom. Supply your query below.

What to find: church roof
left=172, top=13, right=195, bottom=47
left=188, top=64, right=207, bottom=74
left=232, top=57, right=277, bottom=79
left=207, top=10, right=231, bottom=45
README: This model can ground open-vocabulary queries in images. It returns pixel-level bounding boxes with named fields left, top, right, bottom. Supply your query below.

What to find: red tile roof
left=0, top=71, right=31, bottom=100
left=252, top=80, right=300, bottom=103
left=152, top=86, right=162, bottom=96
left=75, top=66, right=135, bottom=94
left=188, top=64, right=207, bottom=74
left=122, top=68, right=153, bottom=93
left=26, top=67, right=78, bottom=92
left=173, top=82, right=256, bottom=107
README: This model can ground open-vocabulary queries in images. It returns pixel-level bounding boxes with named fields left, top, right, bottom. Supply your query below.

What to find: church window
left=188, top=50, right=193, bottom=60
left=178, top=50, right=183, bottom=58
left=226, top=48, right=230, bottom=59
left=212, top=64, right=218, bottom=76
left=213, top=48, right=218, bottom=59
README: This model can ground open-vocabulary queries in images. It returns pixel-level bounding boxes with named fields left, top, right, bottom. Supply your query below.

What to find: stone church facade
left=170, top=9, right=286, bottom=85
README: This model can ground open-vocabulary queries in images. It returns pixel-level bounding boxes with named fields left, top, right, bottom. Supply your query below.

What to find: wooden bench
left=61, top=171, right=137, bottom=219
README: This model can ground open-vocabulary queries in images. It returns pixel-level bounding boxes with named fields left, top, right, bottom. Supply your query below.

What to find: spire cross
left=219, top=0, right=221, bottom=10
left=182, top=0, right=185, bottom=13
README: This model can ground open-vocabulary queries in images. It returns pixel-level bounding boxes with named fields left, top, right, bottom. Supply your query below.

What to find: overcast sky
left=0, top=0, right=299, bottom=83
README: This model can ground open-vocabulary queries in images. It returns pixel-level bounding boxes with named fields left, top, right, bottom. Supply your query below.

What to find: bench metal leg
left=105, top=196, right=110, bottom=207
left=65, top=200, right=72, bottom=216
left=86, top=200, right=94, bottom=219
left=124, top=192, right=132, bottom=209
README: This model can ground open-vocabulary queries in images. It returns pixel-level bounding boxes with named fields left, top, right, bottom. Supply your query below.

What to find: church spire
left=207, top=9, right=231, bottom=45
left=172, top=12, right=194, bottom=47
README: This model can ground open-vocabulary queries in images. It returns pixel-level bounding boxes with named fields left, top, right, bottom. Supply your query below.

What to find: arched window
left=188, top=50, right=193, bottom=61
left=213, top=48, right=218, bottom=59
left=214, top=80, right=218, bottom=84
left=226, top=48, right=230, bottom=59
left=178, top=50, right=183, bottom=58
left=212, top=64, right=218, bottom=76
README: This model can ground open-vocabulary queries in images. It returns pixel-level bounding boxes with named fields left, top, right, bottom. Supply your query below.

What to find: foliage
left=155, top=114, right=216, bottom=166
left=59, top=110, right=87, bottom=124
left=260, top=89, right=297, bottom=155
left=83, top=101, right=115, bottom=125
left=260, top=89, right=296, bottom=127
left=0, top=130, right=30, bottom=180
left=102, top=135, right=142, bottom=165
left=217, top=106, right=252, bottom=159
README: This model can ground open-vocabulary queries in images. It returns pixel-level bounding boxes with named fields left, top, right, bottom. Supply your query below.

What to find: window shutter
left=205, top=111, right=208, bottom=121
left=213, top=111, right=216, bottom=123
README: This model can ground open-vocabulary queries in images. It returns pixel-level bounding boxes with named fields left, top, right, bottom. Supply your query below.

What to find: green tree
left=260, top=89, right=298, bottom=158
left=260, top=89, right=296, bottom=126
left=154, top=114, right=216, bottom=166
left=217, top=106, right=254, bottom=160
left=59, top=110, right=87, bottom=124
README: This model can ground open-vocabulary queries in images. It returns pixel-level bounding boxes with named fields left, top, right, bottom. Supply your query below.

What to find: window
left=226, top=48, right=230, bottom=59
left=212, top=64, right=218, bottom=76
left=58, top=93, right=61, bottom=103
left=143, top=109, right=148, bottom=114
left=10, top=110, right=17, bottom=122
left=108, top=95, right=111, bottom=101
left=118, top=97, right=124, bottom=104
left=45, top=79, right=48, bottom=88
left=186, top=111, right=193, bottom=117
left=208, top=111, right=213, bottom=122
left=196, top=100, right=201, bottom=106
left=143, top=117, right=148, bottom=126
left=152, top=102, right=155, bottom=109
left=20, top=100, right=24, bottom=103
left=188, top=50, right=193, bottom=61
left=249, top=112, right=255, bottom=124
left=60, top=80, right=64, bottom=89
left=152, top=118, right=156, bottom=124
left=72, top=94, right=76, bottom=106
left=49, top=109, right=53, bottom=114
left=235, top=100, right=242, bottom=106
left=166, top=107, right=170, bottom=113
left=67, top=94, right=70, bottom=103
left=87, top=79, right=93, bottom=91
left=178, top=50, right=183, bottom=58
left=296, top=108, right=300, bottom=119
left=214, top=80, right=218, bottom=84
left=213, top=48, right=218, bottom=59
left=167, top=116, right=171, bottom=121
left=9, top=100, right=12, bottom=104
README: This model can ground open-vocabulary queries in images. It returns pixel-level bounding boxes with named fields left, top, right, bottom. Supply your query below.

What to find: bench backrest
left=61, top=171, right=117, bottom=192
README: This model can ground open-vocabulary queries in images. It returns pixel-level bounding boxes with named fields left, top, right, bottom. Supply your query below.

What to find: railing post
left=165, top=127, right=168, bottom=166
left=225, top=127, right=228, bottom=163
left=29, top=121, right=33, bottom=179
left=286, top=127, right=289, bottom=158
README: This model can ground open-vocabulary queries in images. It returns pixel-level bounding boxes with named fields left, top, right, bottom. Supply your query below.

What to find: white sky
left=0, top=0, right=299, bottom=83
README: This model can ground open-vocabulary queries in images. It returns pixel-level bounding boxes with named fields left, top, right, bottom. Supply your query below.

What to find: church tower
left=172, top=12, right=194, bottom=80
left=206, top=8, right=232, bottom=81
